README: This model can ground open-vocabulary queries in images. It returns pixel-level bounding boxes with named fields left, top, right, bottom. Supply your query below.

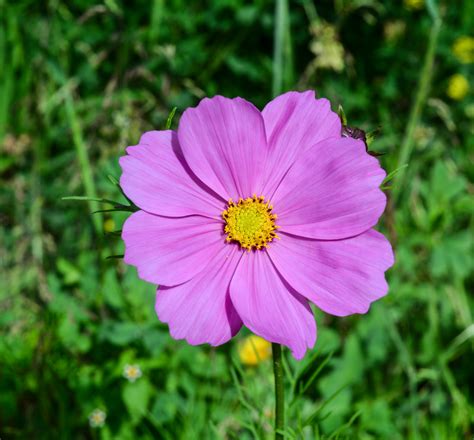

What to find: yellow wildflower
left=452, top=36, right=474, bottom=64
left=447, top=74, right=470, bottom=100
left=238, top=335, right=272, bottom=366
left=404, top=0, right=424, bottom=10
left=104, top=218, right=116, bottom=233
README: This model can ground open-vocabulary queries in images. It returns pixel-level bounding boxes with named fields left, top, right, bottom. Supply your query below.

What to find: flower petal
left=120, top=130, right=224, bottom=218
left=230, top=251, right=316, bottom=359
left=272, top=136, right=386, bottom=240
left=155, top=244, right=243, bottom=346
left=122, top=210, right=225, bottom=286
left=178, top=96, right=268, bottom=201
left=261, top=90, right=341, bottom=196
left=268, top=230, right=394, bottom=316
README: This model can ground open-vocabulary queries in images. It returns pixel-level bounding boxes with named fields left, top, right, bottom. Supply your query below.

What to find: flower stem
left=272, top=343, right=285, bottom=439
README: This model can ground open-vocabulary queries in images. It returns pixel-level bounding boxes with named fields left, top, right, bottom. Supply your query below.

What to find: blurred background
left=1, top=0, right=473, bottom=438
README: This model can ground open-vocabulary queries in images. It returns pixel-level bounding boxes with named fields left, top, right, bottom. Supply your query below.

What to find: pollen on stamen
left=222, top=195, right=279, bottom=251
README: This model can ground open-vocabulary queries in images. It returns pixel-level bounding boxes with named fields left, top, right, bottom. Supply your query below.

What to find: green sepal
left=106, top=254, right=124, bottom=260
left=365, top=126, right=381, bottom=146
left=337, top=104, right=347, bottom=125
left=166, top=107, right=178, bottom=129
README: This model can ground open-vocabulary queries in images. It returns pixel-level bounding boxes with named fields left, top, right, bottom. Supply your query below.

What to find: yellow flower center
left=126, top=366, right=139, bottom=378
left=222, top=195, right=279, bottom=251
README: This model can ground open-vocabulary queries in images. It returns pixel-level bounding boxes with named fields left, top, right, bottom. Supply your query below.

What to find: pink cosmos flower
left=120, top=91, right=394, bottom=359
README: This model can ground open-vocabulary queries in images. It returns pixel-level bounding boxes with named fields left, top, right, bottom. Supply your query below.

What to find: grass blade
left=392, top=10, right=441, bottom=202
left=64, top=90, right=102, bottom=234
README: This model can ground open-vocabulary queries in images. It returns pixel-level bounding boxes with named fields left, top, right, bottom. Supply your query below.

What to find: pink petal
left=119, top=130, right=224, bottom=218
left=268, top=230, right=394, bottom=316
left=155, top=244, right=243, bottom=346
left=272, top=137, right=386, bottom=240
left=230, top=251, right=316, bottom=359
left=178, top=96, right=268, bottom=201
left=122, top=210, right=226, bottom=286
left=261, top=90, right=341, bottom=197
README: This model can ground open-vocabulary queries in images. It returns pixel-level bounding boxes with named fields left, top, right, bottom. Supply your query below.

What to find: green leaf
left=106, top=254, right=124, bottom=260
left=122, top=378, right=153, bottom=422
left=107, top=174, right=119, bottom=185
left=143, top=329, right=168, bottom=356
left=63, top=195, right=138, bottom=212
left=62, top=195, right=123, bottom=205
left=99, top=321, right=143, bottom=346
left=102, top=269, right=124, bottom=308
left=359, top=400, right=395, bottom=437
left=57, top=316, right=91, bottom=353
left=382, top=164, right=408, bottom=186
left=430, top=232, right=473, bottom=279
left=56, top=258, right=81, bottom=285
left=150, top=393, right=181, bottom=424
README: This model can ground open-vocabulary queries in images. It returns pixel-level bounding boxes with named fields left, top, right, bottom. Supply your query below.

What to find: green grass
left=1, top=0, right=473, bottom=438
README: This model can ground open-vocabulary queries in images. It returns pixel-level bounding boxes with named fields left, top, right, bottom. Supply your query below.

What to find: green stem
left=272, top=343, right=285, bottom=439
left=392, top=13, right=441, bottom=203
left=272, top=0, right=292, bottom=97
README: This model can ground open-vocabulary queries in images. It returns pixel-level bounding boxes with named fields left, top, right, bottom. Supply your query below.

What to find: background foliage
left=1, top=0, right=473, bottom=438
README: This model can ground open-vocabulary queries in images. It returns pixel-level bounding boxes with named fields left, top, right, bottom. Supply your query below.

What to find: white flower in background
left=309, top=22, right=345, bottom=72
left=88, top=408, right=106, bottom=428
left=123, top=364, right=142, bottom=382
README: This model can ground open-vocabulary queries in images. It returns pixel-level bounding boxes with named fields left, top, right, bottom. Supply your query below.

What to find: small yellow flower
left=88, top=409, right=106, bottom=428
left=123, top=364, right=142, bottom=382
left=452, top=36, right=474, bottom=64
left=404, top=0, right=423, bottom=10
left=447, top=74, right=470, bottom=100
left=104, top=218, right=116, bottom=233
left=238, top=335, right=272, bottom=366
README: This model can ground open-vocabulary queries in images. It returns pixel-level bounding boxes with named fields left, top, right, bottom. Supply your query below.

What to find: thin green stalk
left=272, top=0, right=293, bottom=97
left=272, top=343, right=285, bottom=439
left=64, top=91, right=102, bottom=235
left=271, top=2, right=291, bottom=435
left=393, top=11, right=441, bottom=203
